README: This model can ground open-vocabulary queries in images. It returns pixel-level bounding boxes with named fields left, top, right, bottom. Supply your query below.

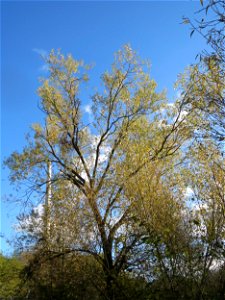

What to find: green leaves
left=0, top=254, right=24, bottom=299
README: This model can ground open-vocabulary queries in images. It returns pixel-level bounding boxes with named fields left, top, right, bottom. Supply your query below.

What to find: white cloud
left=34, top=203, right=44, bottom=216
left=173, top=109, right=188, bottom=123
left=184, top=187, right=194, bottom=198
left=179, top=110, right=188, bottom=120
left=83, top=104, right=92, bottom=115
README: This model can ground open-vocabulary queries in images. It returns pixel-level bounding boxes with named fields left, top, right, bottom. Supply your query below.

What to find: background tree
left=0, top=254, right=24, bottom=300
left=183, top=0, right=225, bottom=143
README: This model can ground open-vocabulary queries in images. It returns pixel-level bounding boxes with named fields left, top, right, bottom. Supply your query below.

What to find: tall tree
left=5, top=46, right=190, bottom=299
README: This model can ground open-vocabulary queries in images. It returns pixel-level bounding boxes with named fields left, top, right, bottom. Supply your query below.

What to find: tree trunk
left=106, top=272, right=115, bottom=300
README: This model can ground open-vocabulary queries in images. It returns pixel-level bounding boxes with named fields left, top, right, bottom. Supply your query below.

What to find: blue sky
left=1, top=1, right=206, bottom=254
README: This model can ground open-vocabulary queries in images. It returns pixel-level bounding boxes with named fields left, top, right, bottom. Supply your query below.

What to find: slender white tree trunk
left=44, top=160, right=52, bottom=247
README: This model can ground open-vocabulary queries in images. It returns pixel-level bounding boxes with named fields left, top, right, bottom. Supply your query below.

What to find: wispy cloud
left=33, top=48, right=49, bottom=73
left=32, top=48, right=48, bottom=58
left=39, top=64, right=49, bottom=72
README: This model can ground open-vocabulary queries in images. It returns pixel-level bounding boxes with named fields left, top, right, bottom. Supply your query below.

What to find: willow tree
left=5, top=46, right=190, bottom=299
